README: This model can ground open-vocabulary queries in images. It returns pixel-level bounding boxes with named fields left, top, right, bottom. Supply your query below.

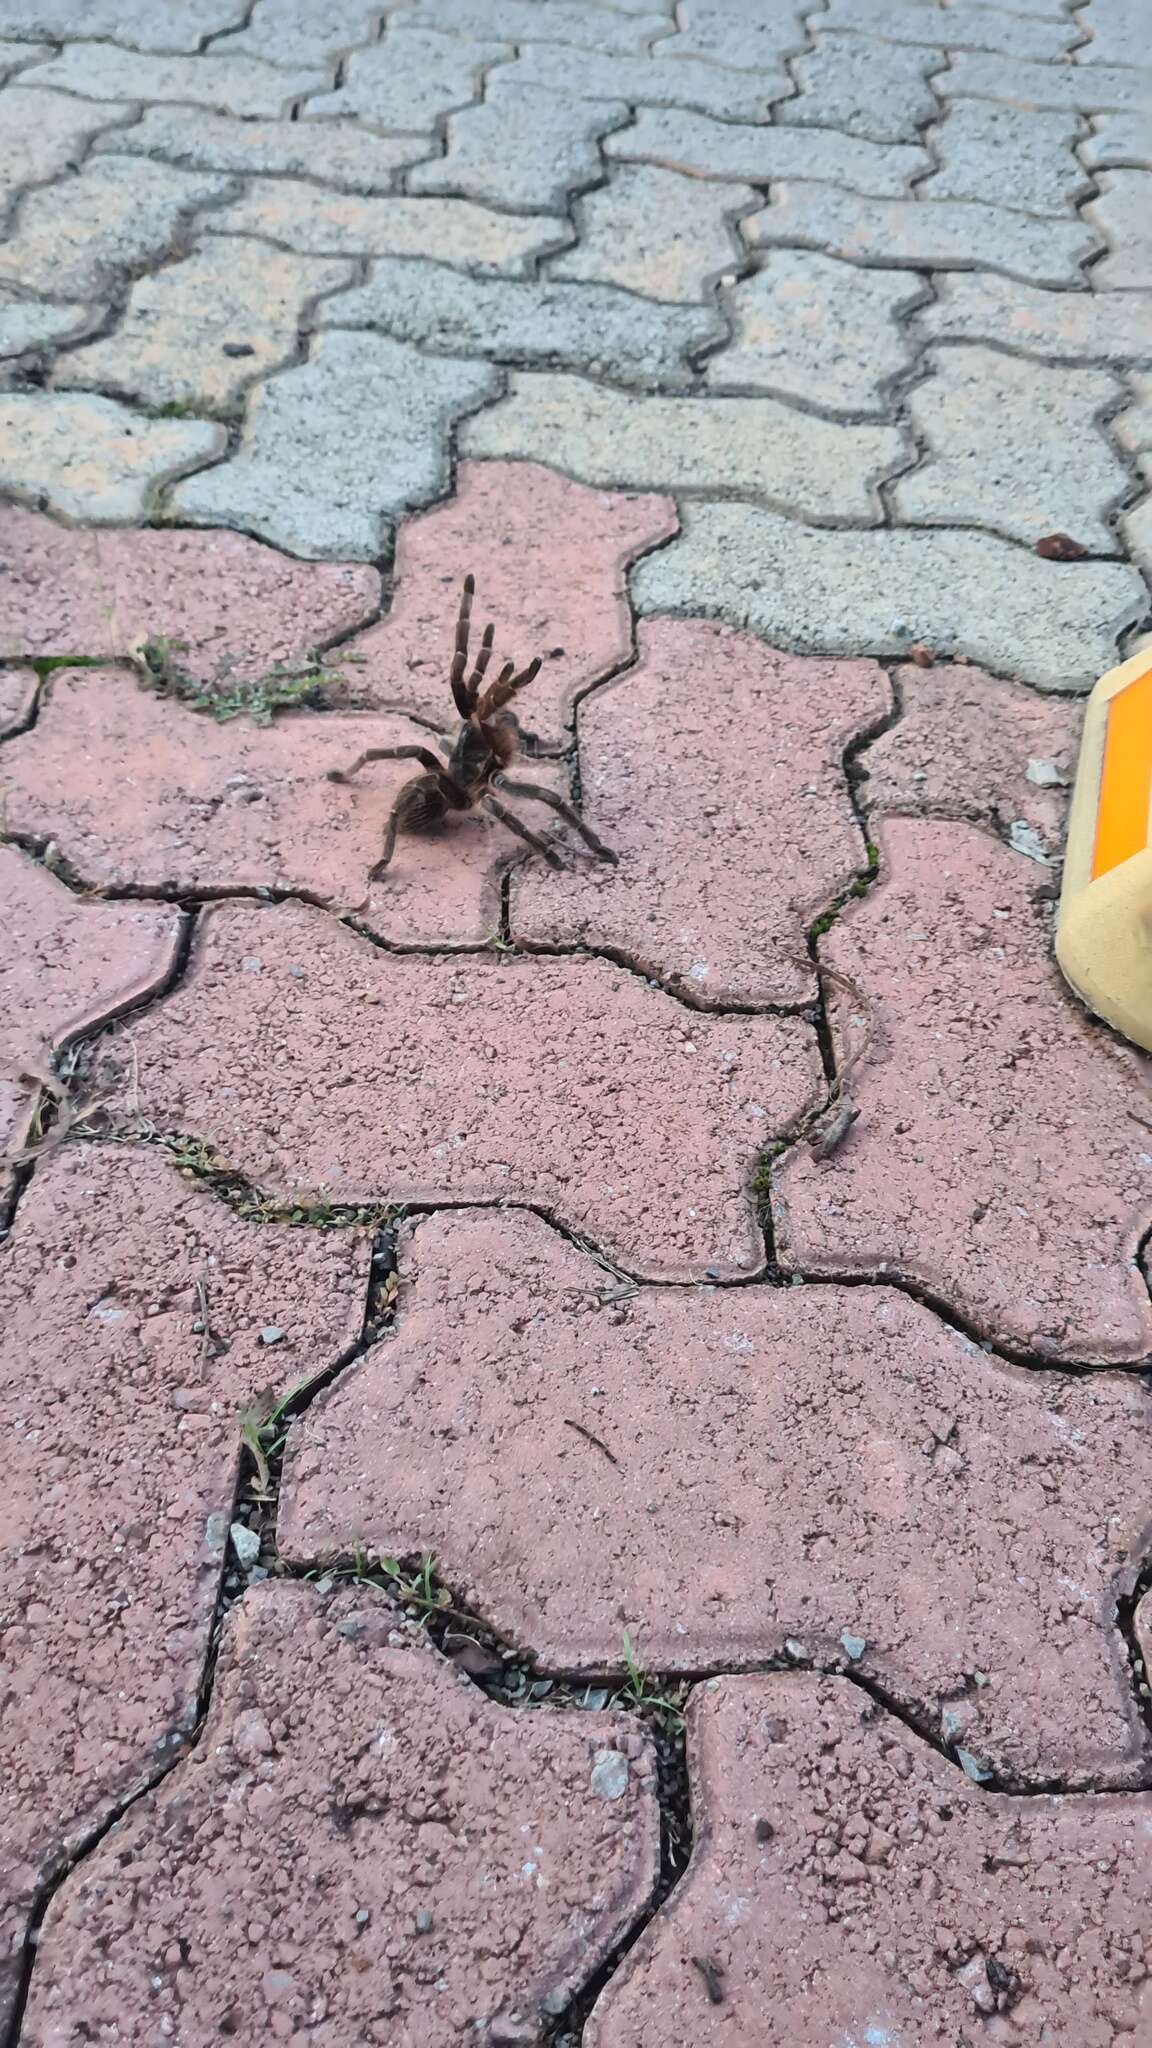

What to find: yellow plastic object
left=1056, top=647, right=1152, bottom=1051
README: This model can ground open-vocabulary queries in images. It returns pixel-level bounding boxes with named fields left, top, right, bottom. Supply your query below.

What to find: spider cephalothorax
left=327, top=573, right=618, bottom=879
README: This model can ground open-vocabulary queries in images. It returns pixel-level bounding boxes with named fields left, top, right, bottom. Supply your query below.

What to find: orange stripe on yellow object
left=1092, top=664, right=1152, bottom=880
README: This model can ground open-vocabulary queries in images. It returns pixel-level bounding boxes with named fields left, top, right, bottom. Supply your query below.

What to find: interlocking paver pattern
left=0, top=504, right=379, bottom=669
left=461, top=374, right=909, bottom=520
left=25, top=1580, right=660, bottom=2046
left=743, top=180, right=1099, bottom=286
left=51, top=238, right=355, bottom=413
left=282, top=1204, right=1152, bottom=1787
left=632, top=498, right=1145, bottom=691
left=893, top=344, right=1127, bottom=550
left=586, top=1674, right=1152, bottom=2044
left=773, top=816, right=1152, bottom=1363
left=548, top=163, right=755, bottom=303
left=511, top=617, right=889, bottom=1005
left=705, top=251, right=923, bottom=408
left=104, top=898, right=822, bottom=1279
left=169, top=331, right=500, bottom=557
left=5, top=2, right=1152, bottom=2027
left=606, top=103, right=928, bottom=190
left=0, top=1147, right=370, bottom=2038
left=316, top=256, right=725, bottom=390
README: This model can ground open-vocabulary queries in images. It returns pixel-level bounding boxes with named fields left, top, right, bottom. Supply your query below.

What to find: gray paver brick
left=778, top=31, right=943, bottom=144
left=388, top=0, right=668, bottom=52
left=919, top=268, right=1152, bottom=362
left=630, top=498, right=1147, bottom=692
left=606, top=103, right=927, bottom=192
left=1085, top=169, right=1152, bottom=287
left=653, top=0, right=809, bottom=74
left=0, top=390, right=223, bottom=522
left=505, top=40, right=785, bottom=120
left=0, top=292, right=100, bottom=360
left=1074, top=0, right=1149, bottom=67
left=206, top=0, right=381, bottom=67
left=548, top=163, right=754, bottom=303
left=96, top=105, right=424, bottom=193
left=303, top=26, right=507, bottom=131
left=0, top=37, right=51, bottom=79
left=744, top=181, right=1099, bottom=287
left=1081, top=111, right=1152, bottom=169
left=461, top=372, right=908, bottom=520
left=212, top=177, right=562, bottom=275
left=822, top=0, right=1078, bottom=58
left=922, top=98, right=1087, bottom=215
left=170, top=330, right=500, bottom=558
left=1114, top=370, right=1152, bottom=575
left=21, top=44, right=328, bottom=113
left=407, top=78, right=629, bottom=212
left=0, top=0, right=242, bottom=45
left=893, top=344, right=1127, bottom=550
left=1, top=85, right=134, bottom=218
left=944, top=49, right=1152, bottom=114
left=317, top=254, right=724, bottom=388
left=706, top=252, right=924, bottom=412
left=0, top=157, right=234, bottom=300
left=52, top=238, right=355, bottom=414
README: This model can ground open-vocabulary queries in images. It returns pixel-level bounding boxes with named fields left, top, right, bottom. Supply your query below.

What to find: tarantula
left=326, top=574, right=617, bottom=878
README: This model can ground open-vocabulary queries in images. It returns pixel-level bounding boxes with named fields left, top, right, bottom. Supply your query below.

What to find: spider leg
left=492, top=774, right=618, bottom=863
left=482, top=792, right=564, bottom=869
left=327, top=743, right=445, bottom=783
left=467, top=621, right=495, bottom=705
left=449, top=574, right=475, bottom=720
left=368, top=772, right=448, bottom=879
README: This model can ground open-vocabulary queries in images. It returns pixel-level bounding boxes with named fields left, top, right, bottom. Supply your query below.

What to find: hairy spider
left=326, top=573, right=618, bottom=879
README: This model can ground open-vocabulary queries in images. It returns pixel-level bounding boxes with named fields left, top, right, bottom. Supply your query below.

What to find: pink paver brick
left=281, top=1205, right=1152, bottom=1789
left=772, top=816, right=1152, bottom=1364
left=512, top=618, right=889, bottom=1005
left=104, top=899, right=821, bottom=1279
left=860, top=659, right=1082, bottom=860
left=586, top=1672, right=1152, bottom=2048
left=336, top=461, right=678, bottom=748
left=2, top=665, right=570, bottom=945
left=26, top=1579, right=660, bottom=2048
left=0, top=1146, right=369, bottom=2038
left=0, top=843, right=181, bottom=1158
left=0, top=506, right=379, bottom=677
left=0, top=664, right=37, bottom=737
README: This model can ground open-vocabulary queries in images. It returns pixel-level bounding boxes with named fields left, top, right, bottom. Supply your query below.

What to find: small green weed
left=619, top=1630, right=686, bottom=1724
left=139, top=636, right=348, bottom=725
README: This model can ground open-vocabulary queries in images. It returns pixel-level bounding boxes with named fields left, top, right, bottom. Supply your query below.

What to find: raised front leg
left=482, top=793, right=564, bottom=869
left=493, top=775, right=618, bottom=863
left=327, top=743, right=445, bottom=784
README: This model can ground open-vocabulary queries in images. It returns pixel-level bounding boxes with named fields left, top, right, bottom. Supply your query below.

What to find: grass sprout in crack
left=139, top=633, right=363, bottom=724
left=325, top=573, right=618, bottom=878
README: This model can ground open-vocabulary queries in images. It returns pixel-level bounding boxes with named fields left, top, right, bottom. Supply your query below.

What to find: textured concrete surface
left=894, top=345, right=1127, bottom=551
left=51, top=238, right=356, bottom=414
left=774, top=817, right=1152, bottom=1364
left=316, top=256, right=725, bottom=390
left=743, top=181, right=1099, bottom=286
left=859, top=660, right=1082, bottom=861
left=631, top=498, right=1146, bottom=692
left=0, top=845, right=180, bottom=1154
left=461, top=374, right=909, bottom=520
left=586, top=1674, right=1152, bottom=2046
left=606, top=103, right=928, bottom=191
left=0, top=1146, right=370, bottom=2034
left=548, top=163, right=755, bottom=303
left=0, top=390, right=224, bottom=523
left=282, top=1204, right=1152, bottom=1787
left=511, top=617, right=888, bottom=1005
left=170, top=331, right=500, bottom=557
left=705, top=252, right=923, bottom=409
left=104, top=898, right=821, bottom=1280
left=0, top=505, right=379, bottom=670
left=26, top=1580, right=659, bottom=2047
left=4, top=10, right=1152, bottom=2029
left=329, top=460, right=677, bottom=746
